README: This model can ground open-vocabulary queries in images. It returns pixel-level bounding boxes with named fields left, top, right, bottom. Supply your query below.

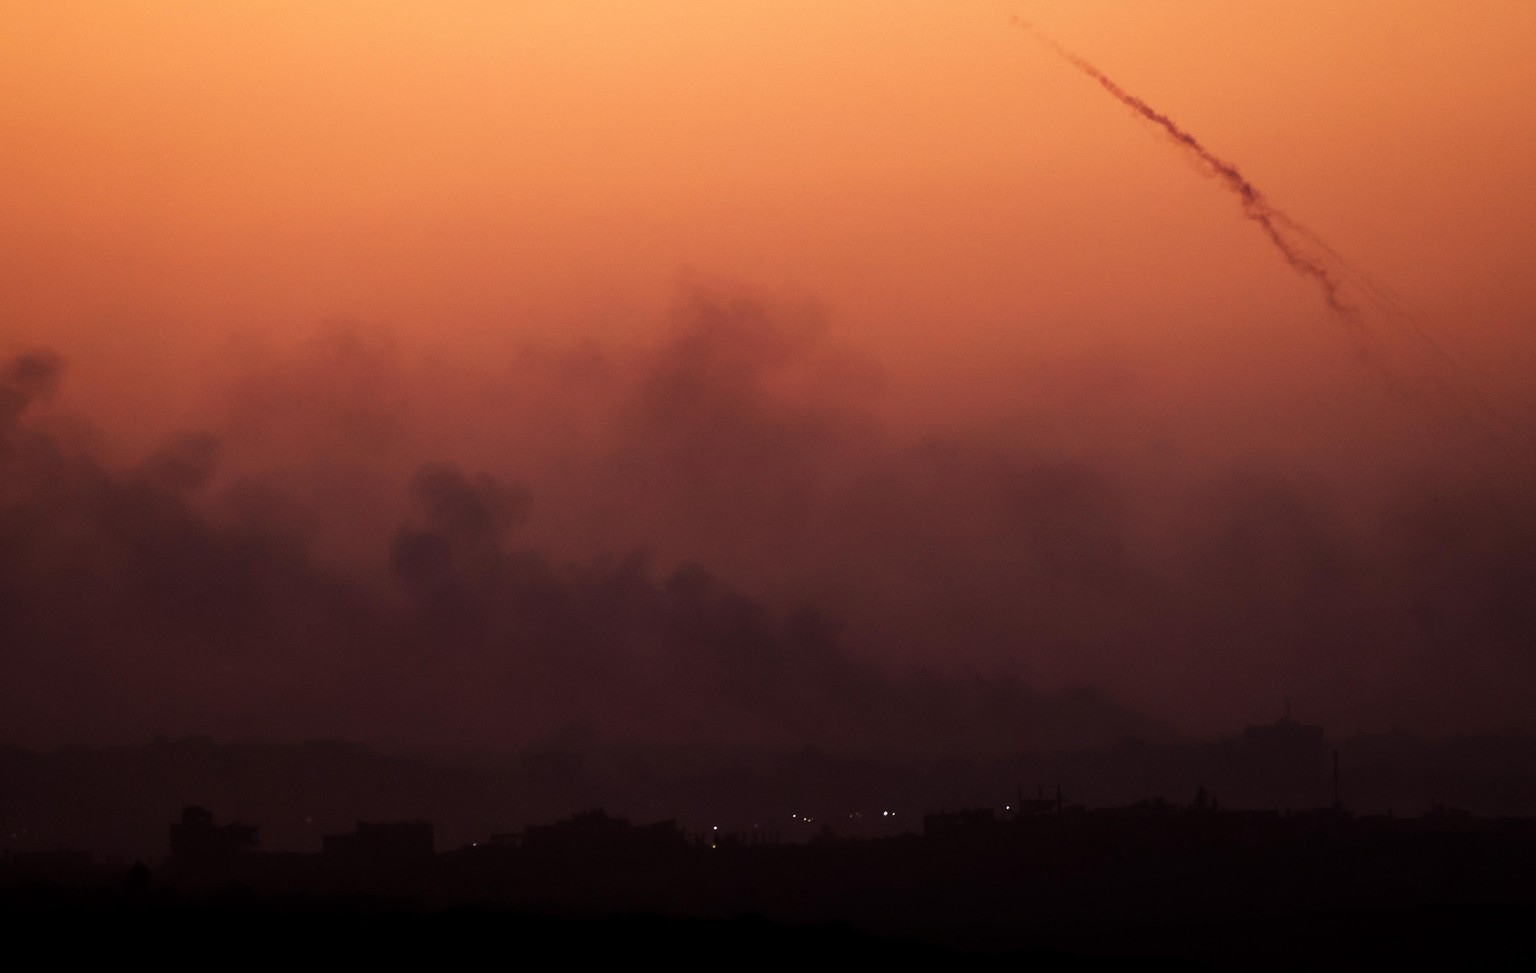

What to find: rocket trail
left=1011, top=18, right=1509, bottom=450
left=1013, top=18, right=1356, bottom=320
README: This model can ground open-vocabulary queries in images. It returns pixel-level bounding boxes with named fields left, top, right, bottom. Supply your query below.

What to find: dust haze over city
left=4, top=1, right=1536, bottom=784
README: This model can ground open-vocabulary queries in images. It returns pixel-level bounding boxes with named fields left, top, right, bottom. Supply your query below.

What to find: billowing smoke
left=5, top=281, right=1536, bottom=754
left=0, top=342, right=1163, bottom=755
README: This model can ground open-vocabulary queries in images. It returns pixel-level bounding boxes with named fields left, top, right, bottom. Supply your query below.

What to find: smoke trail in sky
left=1012, top=18, right=1508, bottom=450
left=1013, top=19, right=1358, bottom=318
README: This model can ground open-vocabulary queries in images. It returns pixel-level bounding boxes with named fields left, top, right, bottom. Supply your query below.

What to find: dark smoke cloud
left=0, top=344, right=1160, bottom=755
left=0, top=350, right=63, bottom=429
left=468, top=292, right=1535, bottom=734
left=3, top=285, right=1535, bottom=752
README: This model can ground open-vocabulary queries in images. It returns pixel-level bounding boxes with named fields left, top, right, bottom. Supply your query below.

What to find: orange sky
left=3, top=2, right=1536, bottom=739
left=4, top=1, right=1534, bottom=431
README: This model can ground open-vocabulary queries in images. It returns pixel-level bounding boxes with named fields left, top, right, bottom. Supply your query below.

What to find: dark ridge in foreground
left=5, top=882, right=1531, bottom=970
left=4, top=890, right=1000, bottom=967
left=7, top=795, right=1536, bottom=970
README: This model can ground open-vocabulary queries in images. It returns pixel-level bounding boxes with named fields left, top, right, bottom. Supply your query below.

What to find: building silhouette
left=521, top=808, right=686, bottom=862
left=922, top=807, right=998, bottom=840
left=168, top=805, right=258, bottom=864
left=322, top=820, right=434, bottom=866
